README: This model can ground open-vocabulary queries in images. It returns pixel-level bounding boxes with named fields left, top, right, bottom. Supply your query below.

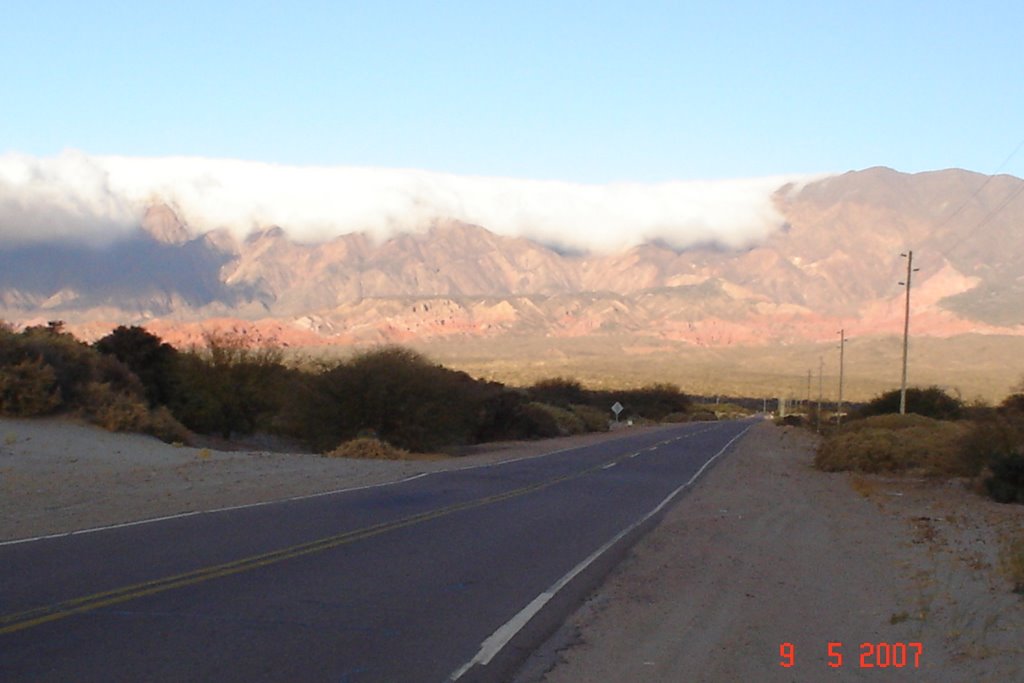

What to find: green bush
left=12, top=323, right=101, bottom=406
left=74, top=382, right=188, bottom=442
left=528, top=377, right=587, bottom=408
left=167, top=332, right=294, bottom=438
left=2, top=324, right=697, bottom=450
left=617, top=383, right=691, bottom=421
left=530, top=402, right=585, bottom=436
left=514, top=402, right=561, bottom=439
left=856, top=386, right=963, bottom=421
left=474, top=388, right=546, bottom=442
left=570, top=404, right=610, bottom=431
left=815, top=414, right=971, bottom=475
left=0, top=356, right=62, bottom=416
left=311, top=346, right=482, bottom=452
left=0, top=322, right=143, bottom=416
left=986, top=453, right=1024, bottom=504
left=94, top=325, right=179, bottom=406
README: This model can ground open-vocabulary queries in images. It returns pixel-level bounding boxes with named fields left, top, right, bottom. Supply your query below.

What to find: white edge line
left=0, top=473, right=436, bottom=548
left=447, top=421, right=756, bottom=682
left=1, top=425, right=690, bottom=547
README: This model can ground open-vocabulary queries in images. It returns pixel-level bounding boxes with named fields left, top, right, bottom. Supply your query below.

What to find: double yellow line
left=1, top=452, right=633, bottom=635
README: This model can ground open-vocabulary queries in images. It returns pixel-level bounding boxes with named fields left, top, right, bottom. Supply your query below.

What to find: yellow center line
left=1, top=446, right=656, bottom=635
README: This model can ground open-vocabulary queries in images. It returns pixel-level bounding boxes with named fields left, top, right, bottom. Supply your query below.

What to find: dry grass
left=323, top=437, right=445, bottom=461
left=849, top=474, right=879, bottom=498
left=77, top=383, right=190, bottom=444
left=815, top=414, right=972, bottom=475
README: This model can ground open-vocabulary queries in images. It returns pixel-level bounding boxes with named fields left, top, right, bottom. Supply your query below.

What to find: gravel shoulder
left=516, top=422, right=1024, bottom=683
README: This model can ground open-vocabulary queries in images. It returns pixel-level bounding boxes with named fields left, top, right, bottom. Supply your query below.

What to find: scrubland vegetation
left=0, top=322, right=699, bottom=456
left=807, top=386, right=1024, bottom=506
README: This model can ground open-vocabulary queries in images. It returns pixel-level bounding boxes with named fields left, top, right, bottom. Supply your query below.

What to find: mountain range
left=3, top=166, right=1021, bottom=353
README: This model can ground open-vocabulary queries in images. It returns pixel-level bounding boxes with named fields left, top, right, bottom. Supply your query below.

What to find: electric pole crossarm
left=899, top=250, right=919, bottom=415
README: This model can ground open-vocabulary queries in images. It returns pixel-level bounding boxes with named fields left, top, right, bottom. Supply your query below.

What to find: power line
left=934, top=139, right=1024, bottom=233
left=937, top=138, right=1024, bottom=262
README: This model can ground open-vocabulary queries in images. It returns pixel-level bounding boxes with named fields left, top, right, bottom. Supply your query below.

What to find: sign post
left=611, top=401, right=623, bottom=423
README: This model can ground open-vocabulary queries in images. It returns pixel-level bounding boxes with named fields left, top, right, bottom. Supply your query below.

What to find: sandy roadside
left=515, top=422, right=1024, bottom=683
left=0, top=416, right=668, bottom=541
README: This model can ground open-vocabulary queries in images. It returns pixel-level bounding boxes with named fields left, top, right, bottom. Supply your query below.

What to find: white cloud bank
left=0, top=150, right=822, bottom=252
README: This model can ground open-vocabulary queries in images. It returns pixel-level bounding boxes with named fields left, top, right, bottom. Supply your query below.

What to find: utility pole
left=899, top=250, right=919, bottom=415
left=837, top=329, right=846, bottom=429
left=806, top=369, right=812, bottom=407
left=817, top=356, right=824, bottom=433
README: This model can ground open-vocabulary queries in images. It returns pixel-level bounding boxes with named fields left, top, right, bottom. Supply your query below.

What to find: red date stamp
left=780, top=641, right=923, bottom=669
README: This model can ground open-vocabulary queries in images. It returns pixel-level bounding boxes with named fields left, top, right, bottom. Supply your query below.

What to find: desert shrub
left=0, top=356, right=62, bottom=416
left=959, top=413, right=1023, bottom=477
left=687, top=410, right=718, bottom=422
left=311, top=346, right=482, bottom=452
left=470, top=389, right=566, bottom=442
left=0, top=322, right=148, bottom=419
left=144, top=406, right=192, bottom=443
left=324, top=437, right=412, bottom=460
left=856, top=386, right=962, bottom=421
left=77, top=381, right=152, bottom=432
left=986, top=453, right=1024, bottom=504
left=530, top=402, right=585, bottom=436
left=660, top=412, right=689, bottom=423
left=12, top=323, right=100, bottom=406
left=815, top=414, right=971, bottom=475
left=617, top=383, right=691, bottom=421
left=74, top=382, right=190, bottom=443
left=514, top=402, right=561, bottom=439
left=840, top=412, right=938, bottom=432
left=571, top=404, right=610, bottom=431
left=474, top=388, right=529, bottom=441
left=1000, top=393, right=1024, bottom=416
left=528, top=377, right=588, bottom=408
left=167, top=332, right=294, bottom=438
left=94, top=326, right=179, bottom=406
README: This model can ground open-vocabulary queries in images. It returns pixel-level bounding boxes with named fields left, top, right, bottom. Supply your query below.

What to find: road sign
left=611, top=402, right=623, bottom=422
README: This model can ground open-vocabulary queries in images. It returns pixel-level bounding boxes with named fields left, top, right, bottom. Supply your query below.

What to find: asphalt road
left=0, top=419, right=756, bottom=682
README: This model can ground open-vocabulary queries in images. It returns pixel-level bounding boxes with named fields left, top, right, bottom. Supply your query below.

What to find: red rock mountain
left=2, top=167, right=1022, bottom=348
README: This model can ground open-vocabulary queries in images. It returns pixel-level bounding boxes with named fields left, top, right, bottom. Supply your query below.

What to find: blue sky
left=3, top=1, right=1022, bottom=182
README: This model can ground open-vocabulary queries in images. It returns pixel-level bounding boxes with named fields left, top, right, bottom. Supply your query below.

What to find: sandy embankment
left=516, top=423, right=1024, bottom=683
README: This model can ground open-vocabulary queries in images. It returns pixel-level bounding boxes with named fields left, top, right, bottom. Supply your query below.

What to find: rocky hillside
left=2, top=167, right=1022, bottom=347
